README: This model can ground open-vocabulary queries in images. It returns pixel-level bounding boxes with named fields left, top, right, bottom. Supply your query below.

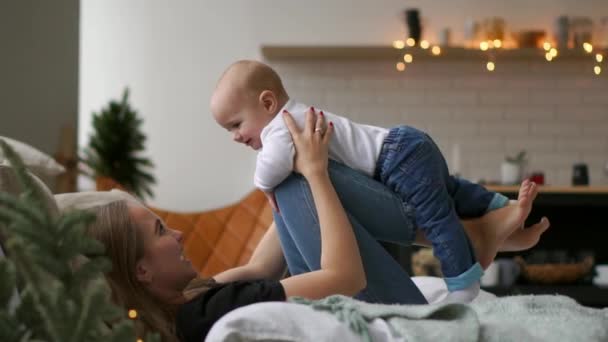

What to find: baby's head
left=210, top=60, right=289, bottom=150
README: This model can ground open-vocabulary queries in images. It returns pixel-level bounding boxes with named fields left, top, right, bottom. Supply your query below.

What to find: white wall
left=1, top=0, right=79, bottom=185
left=272, top=57, right=608, bottom=187
left=80, top=0, right=608, bottom=210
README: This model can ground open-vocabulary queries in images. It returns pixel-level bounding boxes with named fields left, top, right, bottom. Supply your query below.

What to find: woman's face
left=128, top=204, right=197, bottom=294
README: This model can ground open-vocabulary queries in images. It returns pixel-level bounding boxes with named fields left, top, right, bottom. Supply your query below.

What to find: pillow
left=0, top=136, right=65, bottom=178
left=206, top=302, right=360, bottom=342
left=55, top=189, right=141, bottom=213
left=0, top=165, right=59, bottom=219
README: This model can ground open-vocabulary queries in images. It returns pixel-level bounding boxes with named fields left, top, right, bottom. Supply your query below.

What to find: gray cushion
left=0, top=136, right=65, bottom=178
left=55, top=189, right=141, bottom=213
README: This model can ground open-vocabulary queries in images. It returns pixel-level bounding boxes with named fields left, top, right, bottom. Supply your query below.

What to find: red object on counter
left=529, top=172, right=545, bottom=185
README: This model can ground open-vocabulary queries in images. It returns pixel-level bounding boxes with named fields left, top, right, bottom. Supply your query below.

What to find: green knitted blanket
left=290, top=295, right=608, bottom=342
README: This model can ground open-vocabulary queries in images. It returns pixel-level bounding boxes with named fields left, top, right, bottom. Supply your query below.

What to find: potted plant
left=82, top=88, right=156, bottom=199
left=501, top=150, right=526, bottom=185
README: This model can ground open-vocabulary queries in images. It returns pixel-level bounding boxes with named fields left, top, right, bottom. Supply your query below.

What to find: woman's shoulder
left=176, top=279, right=285, bottom=342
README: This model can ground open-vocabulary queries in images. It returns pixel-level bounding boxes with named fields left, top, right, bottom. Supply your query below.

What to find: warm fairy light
left=480, top=41, right=489, bottom=51
left=403, top=53, right=413, bottom=63
left=136, top=339, right=143, bottom=342
left=396, top=62, right=406, bottom=71
left=583, top=42, right=593, bottom=53
left=545, top=52, right=553, bottom=62
left=493, top=39, right=502, bottom=48
left=128, top=309, right=138, bottom=319
left=431, top=46, right=441, bottom=55
left=550, top=48, right=558, bottom=57
left=594, top=65, right=601, bottom=75
left=486, top=61, right=495, bottom=71
left=392, top=40, right=405, bottom=49
left=596, top=54, right=604, bottom=63
left=406, top=38, right=416, bottom=47
left=543, top=42, right=551, bottom=51
left=420, top=40, right=430, bottom=49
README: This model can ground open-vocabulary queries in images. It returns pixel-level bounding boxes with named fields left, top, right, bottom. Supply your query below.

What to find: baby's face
left=213, top=100, right=271, bottom=151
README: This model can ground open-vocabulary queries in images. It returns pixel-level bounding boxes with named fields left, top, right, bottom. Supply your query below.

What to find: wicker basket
left=515, top=255, right=594, bottom=285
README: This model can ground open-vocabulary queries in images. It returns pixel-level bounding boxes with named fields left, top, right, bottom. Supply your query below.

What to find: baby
left=210, top=60, right=537, bottom=303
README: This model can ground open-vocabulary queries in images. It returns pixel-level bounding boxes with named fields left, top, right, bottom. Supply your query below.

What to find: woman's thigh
left=326, top=160, right=417, bottom=245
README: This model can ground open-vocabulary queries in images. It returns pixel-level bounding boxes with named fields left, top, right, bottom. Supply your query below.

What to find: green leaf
left=80, top=88, right=156, bottom=199
left=0, top=260, right=17, bottom=308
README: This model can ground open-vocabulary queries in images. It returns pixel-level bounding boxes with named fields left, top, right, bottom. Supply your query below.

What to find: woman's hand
left=282, top=107, right=333, bottom=179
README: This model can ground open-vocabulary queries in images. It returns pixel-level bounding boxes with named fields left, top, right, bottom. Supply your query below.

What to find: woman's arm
left=279, top=108, right=366, bottom=299
left=213, top=223, right=287, bottom=283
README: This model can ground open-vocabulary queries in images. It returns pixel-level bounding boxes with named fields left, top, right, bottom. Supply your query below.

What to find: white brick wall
left=271, top=58, right=608, bottom=186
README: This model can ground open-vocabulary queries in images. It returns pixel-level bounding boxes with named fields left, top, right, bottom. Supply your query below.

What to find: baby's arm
left=254, top=123, right=296, bottom=211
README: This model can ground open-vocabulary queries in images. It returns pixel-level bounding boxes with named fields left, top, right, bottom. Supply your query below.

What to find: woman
left=86, top=109, right=549, bottom=341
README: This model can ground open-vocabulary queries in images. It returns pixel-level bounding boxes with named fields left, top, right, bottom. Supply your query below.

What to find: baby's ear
left=259, top=90, right=277, bottom=113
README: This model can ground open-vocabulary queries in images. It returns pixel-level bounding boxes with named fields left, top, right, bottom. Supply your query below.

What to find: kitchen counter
left=486, top=185, right=608, bottom=194
left=485, top=185, right=608, bottom=206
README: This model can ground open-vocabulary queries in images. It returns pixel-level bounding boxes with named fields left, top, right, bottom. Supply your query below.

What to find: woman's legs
left=274, top=168, right=427, bottom=304
left=273, top=216, right=311, bottom=275
left=273, top=160, right=548, bottom=304
left=325, top=161, right=417, bottom=244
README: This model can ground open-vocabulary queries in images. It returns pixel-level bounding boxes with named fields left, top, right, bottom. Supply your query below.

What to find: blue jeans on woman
left=375, top=126, right=507, bottom=291
left=274, top=160, right=428, bottom=304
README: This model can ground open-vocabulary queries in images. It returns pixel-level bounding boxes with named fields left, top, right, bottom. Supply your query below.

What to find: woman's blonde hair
left=86, top=200, right=214, bottom=341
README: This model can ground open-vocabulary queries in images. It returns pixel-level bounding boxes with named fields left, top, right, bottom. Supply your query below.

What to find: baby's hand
left=265, top=191, right=280, bottom=213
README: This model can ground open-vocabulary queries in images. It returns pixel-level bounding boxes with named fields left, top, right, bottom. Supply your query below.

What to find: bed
left=207, top=276, right=608, bottom=342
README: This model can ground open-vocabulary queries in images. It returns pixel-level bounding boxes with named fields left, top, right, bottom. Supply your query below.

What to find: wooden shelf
left=261, top=45, right=605, bottom=61
left=485, top=185, right=608, bottom=195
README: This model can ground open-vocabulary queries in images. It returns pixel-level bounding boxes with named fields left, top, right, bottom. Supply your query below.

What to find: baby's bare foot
left=514, top=179, right=538, bottom=229
left=500, top=217, right=550, bottom=252
left=469, top=180, right=540, bottom=269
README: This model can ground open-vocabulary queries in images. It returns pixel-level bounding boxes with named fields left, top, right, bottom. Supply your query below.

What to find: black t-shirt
left=176, top=280, right=286, bottom=342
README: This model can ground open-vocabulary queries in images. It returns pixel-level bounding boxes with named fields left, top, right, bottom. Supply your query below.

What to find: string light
left=136, top=339, right=143, bottom=342
left=550, top=48, right=558, bottom=57
left=389, top=38, right=602, bottom=75
left=392, top=40, right=405, bottom=49
left=128, top=309, right=138, bottom=319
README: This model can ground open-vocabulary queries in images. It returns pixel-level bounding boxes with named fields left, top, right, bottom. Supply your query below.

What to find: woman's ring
left=314, top=128, right=323, bottom=134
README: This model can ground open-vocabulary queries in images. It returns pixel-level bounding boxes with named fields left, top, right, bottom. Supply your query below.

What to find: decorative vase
left=501, top=162, right=522, bottom=185
left=405, top=8, right=421, bottom=45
